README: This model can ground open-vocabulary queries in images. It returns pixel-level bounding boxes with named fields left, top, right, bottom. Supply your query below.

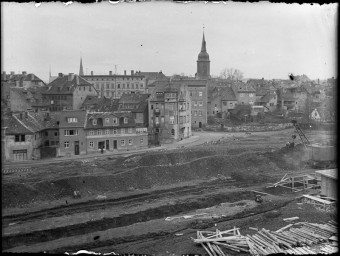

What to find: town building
left=42, top=73, right=97, bottom=112
left=231, top=81, right=256, bottom=105
left=58, top=110, right=88, bottom=157
left=2, top=111, right=59, bottom=161
left=148, top=80, right=191, bottom=144
left=118, top=93, right=150, bottom=127
left=1, top=71, right=46, bottom=89
left=82, top=70, right=147, bottom=99
left=135, top=71, right=167, bottom=88
left=210, top=86, right=238, bottom=116
left=84, top=111, right=148, bottom=154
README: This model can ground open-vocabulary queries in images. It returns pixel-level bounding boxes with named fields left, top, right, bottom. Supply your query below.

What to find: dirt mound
left=3, top=152, right=279, bottom=209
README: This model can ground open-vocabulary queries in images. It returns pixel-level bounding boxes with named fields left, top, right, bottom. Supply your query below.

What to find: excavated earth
left=2, top=129, right=336, bottom=255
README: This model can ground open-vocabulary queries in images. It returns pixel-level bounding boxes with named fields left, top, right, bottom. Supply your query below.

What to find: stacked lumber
left=192, top=227, right=249, bottom=256
left=319, top=244, right=338, bottom=254
left=192, top=221, right=337, bottom=255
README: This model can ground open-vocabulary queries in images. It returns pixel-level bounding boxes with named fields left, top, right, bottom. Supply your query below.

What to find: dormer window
left=105, top=118, right=110, bottom=124
left=113, top=117, right=118, bottom=124
left=93, top=119, right=97, bottom=125
left=67, top=117, right=78, bottom=123
left=124, top=117, right=128, bottom=124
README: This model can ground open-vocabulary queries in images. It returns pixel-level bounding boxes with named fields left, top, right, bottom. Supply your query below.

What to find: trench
left=3, top=191, right=254, bottom=250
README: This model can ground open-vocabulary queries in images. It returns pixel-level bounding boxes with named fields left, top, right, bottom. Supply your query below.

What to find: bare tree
left=220, top=68, right=244, bottom=81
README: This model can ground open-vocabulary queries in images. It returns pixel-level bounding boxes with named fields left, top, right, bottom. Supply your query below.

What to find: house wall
left=72, top=85, right=97, bottom=110
left=236, top=92, right=256, bottom=105
left=59, top=127, right=87, bottom=157
left=4, top=134, right=41, bottom=161
left=210, top=96, right=221, bottom=115
left=222, top=100, right=237, bottom=112
left=189, top=86, right=207, bottom=128
left=9, top=90, right=31, bottom=112
left=86, top=129, right=148, bottom=153
left=42, top=129, right=60, bottom=147
left=83, top=75, right=147, bottom=99
left=321, top=176, right=337, bottom=199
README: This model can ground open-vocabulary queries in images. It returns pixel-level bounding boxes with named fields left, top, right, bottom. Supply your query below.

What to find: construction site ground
left=2, top=128, right=337, bottom=255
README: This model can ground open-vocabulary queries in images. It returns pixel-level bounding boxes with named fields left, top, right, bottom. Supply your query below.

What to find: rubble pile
left=193, top=220, right=337, bottom=255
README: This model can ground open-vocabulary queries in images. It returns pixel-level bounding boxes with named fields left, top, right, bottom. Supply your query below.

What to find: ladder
left=291, top=120, right=310, bottom=147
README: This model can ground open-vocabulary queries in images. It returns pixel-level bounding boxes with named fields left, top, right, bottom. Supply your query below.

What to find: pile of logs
left=192, top=227, right=249, bottom=256
left=192, top=221, right=337, bottom=256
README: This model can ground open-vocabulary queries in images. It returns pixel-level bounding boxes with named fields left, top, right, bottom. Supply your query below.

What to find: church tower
left=79, top=58, right=84, bottom=76
left=196, top=31, right=210, bottom=79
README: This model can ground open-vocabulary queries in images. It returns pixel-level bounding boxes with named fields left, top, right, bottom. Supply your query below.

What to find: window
left=15, top=134, right=25, bottom=142
left=105, top=129, right=110, bottom=135
left=140, top=138, right=144, bottom=144
left=199, top=91, right=203, bottom=97
left=118, top=84, right=121, bottom=89
left=124, top=117, right=128, bottom=124
left=89, top=130, right=95, bottom=135
left=106, top=91, right=110, bottom=97
left=151, top=105, right=153, bottom=110
left=194, top=101, right=197, bottom=106
left=89, top=141, right=94, bottom=148
left=199, top=110, right=202, bottom=116
left=190, top=91, right=193, bottom=96
left=92, top=119, right=97, bottom=125
left=105, top=118, right=110, bottom=124
left=169, top=116, right=175, bottom=124
left=128, top=139, right=133, bottom=145
left=171, top=129, right=175, bottom=136
left=64, top=141, right=69, bottom=148
left=128, top=128, right=132, bottom=133
left=136, top=84, right=139, bottom=89
left=223, top=102, right=227, bottom=106
left=140, top=84, right=143, bottom=88
left=113, top=128, right=117, bottom=134
left=54, top=131, right=58, bottom=136
left=106, top=84, right=109, bottom=89
left=121, top=139, right=125, bottom=146
left=111, top=84, right=115, bottom=89
left=198, top=101, right=203, bottom=107
left=270, top=103, right=274, bottom=106
left=194, top=111, right=197, bottom=116
left=97, top=130, right=102, bottom=135
left=131, top=84, right=134, bottom=89
left=64, top=129, right=78, bottom=136
left=45, top=131, right=48, bottom=136
left=121, top=128, right=125, bottom=134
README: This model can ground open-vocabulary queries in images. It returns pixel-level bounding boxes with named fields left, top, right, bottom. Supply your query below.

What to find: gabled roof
left=2, top=73, right=45, bottom=84
left=214, top=87, right=237, bottom=101
left=232, top=81, right=255, bottom=92
left=44, top=74, right=94, bottom=95
left=58, top=110, right=87, bottom=128
left=137, top=71, right=166, bottom=81
left=119, top=93, right=150, bottom=104
left=149, top=80, right=186, bottom=101
left=255, top=88, right=268, bottom=96
left=2, top=114, right=33, bottom=135
left=256, top=93, right=276, bottom=103
left=85, top=111, right=135, bottom=129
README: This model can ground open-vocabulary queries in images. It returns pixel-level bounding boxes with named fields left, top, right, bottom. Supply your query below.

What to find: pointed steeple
left=201, top=32, right=207, bottom=52
left=79, top=58, right=84, bottom=76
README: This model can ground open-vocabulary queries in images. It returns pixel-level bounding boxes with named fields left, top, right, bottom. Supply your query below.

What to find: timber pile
left=192, top=227, right=249, bottom=256
left=192, top=220, right=337, bottom=255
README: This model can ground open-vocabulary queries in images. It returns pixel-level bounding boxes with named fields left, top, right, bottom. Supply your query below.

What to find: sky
left=1, top=1, right=338, bottom=83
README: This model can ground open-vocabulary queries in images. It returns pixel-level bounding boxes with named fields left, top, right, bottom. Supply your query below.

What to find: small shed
left=315, top=169, right=337, bottom=199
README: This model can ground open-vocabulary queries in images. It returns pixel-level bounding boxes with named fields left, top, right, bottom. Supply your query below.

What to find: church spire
left=201, top=25, right=207, bottom=52
left=79, top=57, right=84, bottom=76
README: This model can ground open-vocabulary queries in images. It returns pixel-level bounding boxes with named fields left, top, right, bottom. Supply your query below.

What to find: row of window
left=89, top=77, right=144, bottom=81
left=192, top=101, right=203, bottom=107
left=192, top=110, right=203, bottom=116
left=151, top=102, right=190, bottom=111
left=88, top=128, right=133, bottom=135
left=92, top=117, right=128, bottom=125
left=189, top=91, right=203, bottom=97
left=95, top=83, right=144, bottom=90
left=87, top=138, right=144, bottom=148
left=153, top=115, right=190, bottom=125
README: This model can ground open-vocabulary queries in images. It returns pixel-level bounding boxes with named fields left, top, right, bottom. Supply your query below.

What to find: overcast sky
left=1, top=2, right=337, bottom=82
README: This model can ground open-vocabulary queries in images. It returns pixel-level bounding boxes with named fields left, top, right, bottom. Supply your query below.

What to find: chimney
left=22, top=71, right=27, bottom=75
left=10, top=71, right=14, bottom=75
left=58, top=73, right=63, bottom=77
left=68, top=73, right=75, bottom=81
left=25, top=111, right=28, bottom=118
left=91, top=71, right=93, bottom=76
left=124, top=70, right=127, bottom=76
left=131, top=70, right=134, bottom=76
left=109, top=71, right=112, bottom=75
